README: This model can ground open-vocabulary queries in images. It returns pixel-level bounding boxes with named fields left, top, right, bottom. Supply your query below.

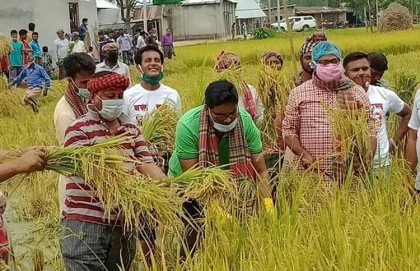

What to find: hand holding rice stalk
left=141, top=103, right=180, bottom=155
left=45, top=136, right=182, bottom=231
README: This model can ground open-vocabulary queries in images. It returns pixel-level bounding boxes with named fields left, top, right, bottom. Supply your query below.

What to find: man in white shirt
left=53, top=52, right=96, bottom=218
left=136, top=30, right=147, bottom=51
left=117, top=29, right=132, bottom=65
left=54, top=29, right=70, bottom=79
left=96, top=42, right=131, bottom=84
left=124, top=45, right=181, bottom=125
left=343, top=52, right=411, bottom=171
left=406, top=90, right=420, bottom=191
left=70, top=32, right=86, bottom=53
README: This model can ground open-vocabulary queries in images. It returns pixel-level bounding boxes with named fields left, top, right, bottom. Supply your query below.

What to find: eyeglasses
left=317, top=58, right=341, bottom=65
left=210, top=107, right=238, bottom=121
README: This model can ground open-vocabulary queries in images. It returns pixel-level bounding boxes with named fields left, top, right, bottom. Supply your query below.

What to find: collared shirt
left=117, top=34, right=132, bottom=51
left=96, top=61, right=131, bottom=84
left=71, top=40, right=86, bottom=53
left=29, top=40, right=42, bottom=57
left=11, top=63, right=51, bottom=89
left=54, top=38, right=70, bottom=60
left=161, top=34, right=173, bottom=47
left=79, top=24, right=88, bottom=41
left=63, top=107, right=154, bottom=225
left=168, top=105, right=263, bottom=177
left=282, top=80, right=374, bottom=177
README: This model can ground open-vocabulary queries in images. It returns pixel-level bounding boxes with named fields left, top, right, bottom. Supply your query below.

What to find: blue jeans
left=60, top=219, right=136, bottom=271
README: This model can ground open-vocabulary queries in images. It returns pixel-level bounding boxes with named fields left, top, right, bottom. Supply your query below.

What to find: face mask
left=71, top=78, right=91, bottom=99
left=107, top=51, right=119, bottom=63
left=97, top=96, right=125, bottom=121
left=209, top=110, right=238, bottom=133
left=316, top=63, right=343, bottom=83
left=142, top=72, right=164, bottom=85
left=352, top=75, right=371, bottom=90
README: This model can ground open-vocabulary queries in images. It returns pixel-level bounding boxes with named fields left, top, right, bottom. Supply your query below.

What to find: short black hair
left=42, top=46, right=48, bottom=52
left=11, top=30, right=17, bottom=36
left=32, top=32, right=39, bottom=36
left=368, top=52, right=388, bottom=72
left=119, top=28, right=124, bottom=32
left=28, top=23, right=35, bottom=31
left=63, top=53, right=96, bottom=79
left=98, top=30, right=104, bottom=35
left=343, top=51, right=370, bottom=69
left=19, top=29, right=28, bottom=36
left=82, top=18, right=88, bottom=23
left=134, top=45, right=164, bottom=65
left=205, top=80, right=238, bottom=108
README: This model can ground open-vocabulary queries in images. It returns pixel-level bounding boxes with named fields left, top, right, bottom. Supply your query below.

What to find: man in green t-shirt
left=168, top=80, right=273, bottom=259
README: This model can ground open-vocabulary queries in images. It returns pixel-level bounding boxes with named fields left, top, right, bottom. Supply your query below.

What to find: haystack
left=378, top=3, right=412, bottom=32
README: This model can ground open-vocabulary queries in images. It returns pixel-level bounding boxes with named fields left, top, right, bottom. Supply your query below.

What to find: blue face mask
left=71, top=78, right=91, bottom=99
left=142, top=72, right=164, bottom=85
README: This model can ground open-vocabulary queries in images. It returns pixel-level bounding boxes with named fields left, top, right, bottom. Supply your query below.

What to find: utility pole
left=268, top=0, right=272, bottom=25
left=277, top=0, right=281, bottom=31
left=282, top=0, right=297, bottom=76
left=375, top=0, right=379, bottom=27
left=143, top=0, right=147, bottom=32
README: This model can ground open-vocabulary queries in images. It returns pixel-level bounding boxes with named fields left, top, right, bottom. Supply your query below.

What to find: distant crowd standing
left=3, top=20, right=175, bottom=113
left=3, top=28, right=420, bottom=271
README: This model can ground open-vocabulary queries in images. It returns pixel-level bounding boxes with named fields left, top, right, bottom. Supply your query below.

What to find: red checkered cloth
left=214, top=51, right=241, bottom=72
left=261, top=51, right=283, bottom=65
left=65, top=81, right=88, bottom=118
left=282, top=79, right=375, bottom=180
left=87, top=72, right=130, bottom=94
left=198, top=106, right=255, bottom=181
left=240, top=83, right=256, bottom=119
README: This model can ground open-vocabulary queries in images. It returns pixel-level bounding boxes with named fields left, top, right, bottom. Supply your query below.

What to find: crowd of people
left=1, top=30, right=420, bottom=270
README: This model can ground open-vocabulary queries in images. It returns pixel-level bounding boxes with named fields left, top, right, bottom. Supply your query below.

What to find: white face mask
left=97, top=96, right=125, bottom=121
left=70, top=78, right=90, bottom=99
left=209, top=110, right=238, bottom=133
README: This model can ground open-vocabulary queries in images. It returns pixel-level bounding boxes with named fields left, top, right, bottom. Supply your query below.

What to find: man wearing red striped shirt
left=61, top=71, right=165, bottom=271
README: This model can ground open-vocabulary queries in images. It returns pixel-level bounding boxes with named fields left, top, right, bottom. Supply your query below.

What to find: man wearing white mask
left=168, top=79, right=273, bottom=260
left=60, top=71, right=165, bottom=271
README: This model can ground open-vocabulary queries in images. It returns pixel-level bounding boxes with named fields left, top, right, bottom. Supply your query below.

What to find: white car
left=271, top=16, right=317, bottom=32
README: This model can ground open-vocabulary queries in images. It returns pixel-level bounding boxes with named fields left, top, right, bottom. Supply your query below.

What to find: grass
left=1, top=27, right=420, bottom=270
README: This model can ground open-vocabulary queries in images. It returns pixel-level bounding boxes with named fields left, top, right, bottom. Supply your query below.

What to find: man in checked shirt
left=282, top=41, right=377, bottom=181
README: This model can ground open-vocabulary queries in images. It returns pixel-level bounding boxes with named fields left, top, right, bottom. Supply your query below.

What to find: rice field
left=1, top=27, right=420, bottom=270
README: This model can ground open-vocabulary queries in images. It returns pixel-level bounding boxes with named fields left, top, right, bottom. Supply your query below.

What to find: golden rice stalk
left=171, top=166, right=242, bottom=212
left=324, top=102, right=373, bottom=171
left=0, top=77, right=24, bottom=116
left=141, top=103, right=180, bottom=155
left=0, top=33, right=12, bottom=58
left=45, top=136, right=182, bottom=232
left=32, top=248, right=44, bottom=271
left=214, top=67, right=247, bottom=96
left=256, top=65, right=292, bottom=148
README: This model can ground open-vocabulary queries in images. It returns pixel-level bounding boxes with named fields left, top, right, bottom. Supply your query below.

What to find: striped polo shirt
left=63, top=106, right=154, bottom=225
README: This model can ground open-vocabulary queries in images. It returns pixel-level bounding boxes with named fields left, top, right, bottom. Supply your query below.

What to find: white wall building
left=0, top=0, right=98, bottom=60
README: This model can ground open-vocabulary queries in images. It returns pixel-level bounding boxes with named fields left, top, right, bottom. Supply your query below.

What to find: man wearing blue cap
left=282, top=41, right=377, bottom=182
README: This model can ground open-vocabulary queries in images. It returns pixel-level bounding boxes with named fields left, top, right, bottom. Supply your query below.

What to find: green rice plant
left=141, top=103, right=180, bottom=155
left=388, top=69, right=419, bottom=104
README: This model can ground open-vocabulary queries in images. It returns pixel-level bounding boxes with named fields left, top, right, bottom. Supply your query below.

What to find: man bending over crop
left=168, top=79, right=273, bottom=259
left=344, top=52, right=411, bottom=175
left=61, top=71, right=166, bottom=270
left=282, top=41, right=378, bottom=182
